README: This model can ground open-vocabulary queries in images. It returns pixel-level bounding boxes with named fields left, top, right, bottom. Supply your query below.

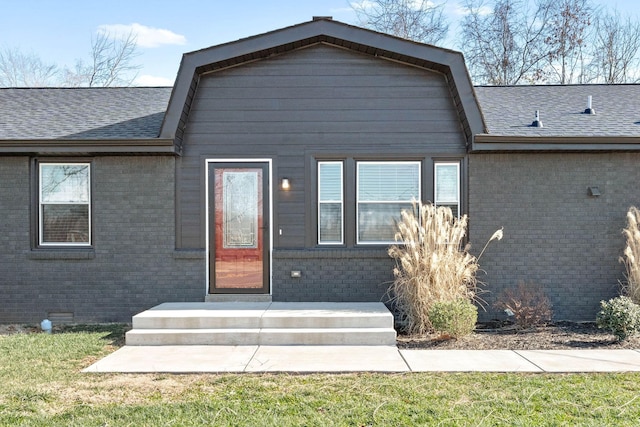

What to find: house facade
left=1, top=18, right=639, bottom=323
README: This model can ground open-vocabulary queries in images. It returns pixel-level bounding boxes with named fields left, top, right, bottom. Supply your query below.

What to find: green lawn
left=1, top=325, right=639, bottom=426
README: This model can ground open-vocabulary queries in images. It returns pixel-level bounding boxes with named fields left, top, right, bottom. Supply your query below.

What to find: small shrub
left=596, top=296, right=640, bottom=341
left=494, top=282, right=552, bottom=329
left=428, top=300, right=478, bottom=338
left=620, top=206, right=640, bottom=304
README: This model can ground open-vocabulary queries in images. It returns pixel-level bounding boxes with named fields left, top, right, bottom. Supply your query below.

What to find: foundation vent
left=47, top=312, right=74, bottom=324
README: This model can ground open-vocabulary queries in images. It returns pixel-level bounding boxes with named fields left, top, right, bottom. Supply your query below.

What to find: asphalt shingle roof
left=0, top=87, right=172, bottom=140
left=475, top=84, right=640, bottom=137
left=2, top=84, right=640, bottom=141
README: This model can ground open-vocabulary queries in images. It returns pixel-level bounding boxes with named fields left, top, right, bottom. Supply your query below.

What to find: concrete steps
left=125, top=302, right=397, bottom=346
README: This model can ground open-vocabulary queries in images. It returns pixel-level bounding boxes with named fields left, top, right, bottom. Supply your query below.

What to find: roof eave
left=470, top=135, right=640, bottom=152
left=0, top=138, right=178, bottom=155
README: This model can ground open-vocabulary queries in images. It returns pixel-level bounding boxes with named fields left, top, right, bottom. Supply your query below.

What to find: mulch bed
left=3, top=323, right=639, bottom=350
left=397, top=321, right=640, bottom=350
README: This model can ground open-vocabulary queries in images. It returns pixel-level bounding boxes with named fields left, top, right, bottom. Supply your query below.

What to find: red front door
left=208, top=162, right=270, bottom=294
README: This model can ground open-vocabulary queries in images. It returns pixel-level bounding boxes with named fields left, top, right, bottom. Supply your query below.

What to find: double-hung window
left=356, top=161, right=420, bottom=244
left=434, top=162, right=460, bottom=218
left=318, top=161, right=343, bottom=244
left=39, top=163, right=91, bottom=246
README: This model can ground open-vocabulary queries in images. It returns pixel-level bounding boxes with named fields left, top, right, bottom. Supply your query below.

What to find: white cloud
left=134, top=74, right=175, bottom=86
left=98, top=23, right=186, bottom=48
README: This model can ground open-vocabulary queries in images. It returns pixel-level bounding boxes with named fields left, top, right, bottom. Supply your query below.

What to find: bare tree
left=63, top=30, right=141, bottom=87
left=352, top=0, right=449, bottom=45
left=590, top=10, right=640, bottom=83
left=0, top=48, right=58, bottom=86
left=460, top=0, right=552, bottom=85
left=0, top=30, right=140, bottom=88
left=544, top=0, right=594, bottom=84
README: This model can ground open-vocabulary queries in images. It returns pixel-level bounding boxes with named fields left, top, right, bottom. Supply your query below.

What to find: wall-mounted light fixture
left=588, top=186, right=601, bottom=197
left=281, top=178, right=291, bottom=190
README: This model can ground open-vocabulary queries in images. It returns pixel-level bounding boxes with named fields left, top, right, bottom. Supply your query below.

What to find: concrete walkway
left=84, top=346, right=640, bottom=373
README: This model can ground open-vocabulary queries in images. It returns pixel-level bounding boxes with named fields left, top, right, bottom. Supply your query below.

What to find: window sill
left=28, top=249, right=95, bottom=260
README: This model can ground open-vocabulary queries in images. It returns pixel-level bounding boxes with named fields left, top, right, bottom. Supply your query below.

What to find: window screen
left=434, top=162, right=460, bottom=217
left=39, top=163, right=91, bottom=245
left=318, top=162, right=343, bottom=244
left=357, top=162, right=420, bottom=243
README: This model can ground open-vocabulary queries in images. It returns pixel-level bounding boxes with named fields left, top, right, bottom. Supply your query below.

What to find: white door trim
left=204, top=158, right=273, bottom=296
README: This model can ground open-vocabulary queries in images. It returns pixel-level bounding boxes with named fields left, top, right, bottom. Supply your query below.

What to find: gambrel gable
left=160, top=17, right=486, bottom=151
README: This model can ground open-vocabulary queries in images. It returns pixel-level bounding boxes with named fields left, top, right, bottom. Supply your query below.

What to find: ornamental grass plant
left=621, top=206, right=640, bottom=305
left=388, top=202, right=502, bottom=334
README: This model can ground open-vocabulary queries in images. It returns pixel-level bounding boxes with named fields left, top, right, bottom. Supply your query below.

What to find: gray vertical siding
left=178, top=43, right=466, bottom=250
left=469, top=152, right=640, bottom=321
left=0, top=156, right=204, bottom=323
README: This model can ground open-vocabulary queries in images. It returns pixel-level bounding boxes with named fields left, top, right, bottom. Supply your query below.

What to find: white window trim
left=318, top=161, right=344, bottom=245
left=434, top=161, right=460, bottom=218
left=39, top=162, right=91, bottom=247
left=356, top=161, right=421, bottom=245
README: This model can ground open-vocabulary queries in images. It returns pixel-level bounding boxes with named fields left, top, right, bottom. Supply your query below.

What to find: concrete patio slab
left=83, top=345, right=258, bottom=373
left=246, top=345, right=409, bottom=372
left=131, top=302, right=271, bottom=329
left=400, top=350, right=543, bottom=372
left=262, top=302, right=392, bottom=328
left=516, top=350, right=640, bottom=372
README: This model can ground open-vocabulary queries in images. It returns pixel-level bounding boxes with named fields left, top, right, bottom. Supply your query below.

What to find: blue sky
left=1, top=0, right=638, bottom=86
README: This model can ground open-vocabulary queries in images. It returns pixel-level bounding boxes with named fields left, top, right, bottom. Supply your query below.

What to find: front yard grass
left=1, top=324, right=639, bottom=426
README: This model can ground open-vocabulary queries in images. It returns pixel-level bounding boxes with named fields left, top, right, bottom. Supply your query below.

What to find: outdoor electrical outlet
left=290, top=270, right=302, bottom=278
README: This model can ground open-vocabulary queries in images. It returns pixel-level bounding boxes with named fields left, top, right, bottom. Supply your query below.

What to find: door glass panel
left=223, top=171, right=258, bottom=249
left=214, top=167, right=264, bottom=290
